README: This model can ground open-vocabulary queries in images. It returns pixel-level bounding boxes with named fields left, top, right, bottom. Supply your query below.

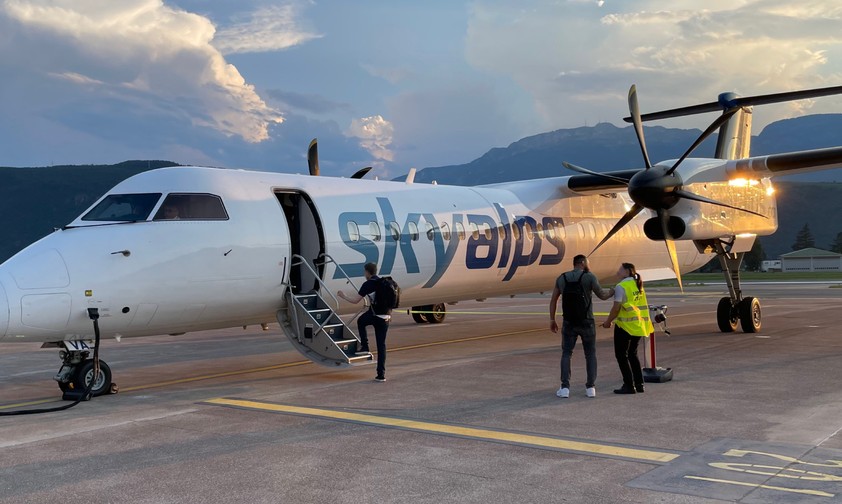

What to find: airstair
left=277, top=254, right=373, bottom=367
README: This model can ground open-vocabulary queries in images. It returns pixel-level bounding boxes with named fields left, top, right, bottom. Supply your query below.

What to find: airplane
left=1, top=84, right=841, bottom=400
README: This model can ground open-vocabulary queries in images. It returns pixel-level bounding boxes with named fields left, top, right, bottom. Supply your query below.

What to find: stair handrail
left=289, top=254, right=343, bottom=312
left=288, top=253, right=365, bottom=338
left=315, top=253, right=370, bottom=324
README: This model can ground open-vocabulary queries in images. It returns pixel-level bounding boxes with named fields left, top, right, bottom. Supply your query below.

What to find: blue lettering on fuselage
left=337, top=200, right=565, bottom=286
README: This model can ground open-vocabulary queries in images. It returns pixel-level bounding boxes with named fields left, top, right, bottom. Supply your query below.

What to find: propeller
left=562, top=161, right=631, bottom=184
left=628, top=85, right=652, bottom=169
left=351, top=166, right=372, bottom=179
left=563, top=84, right=769, bottom=289
left=307, top=138, right=319, bottom=176
left=308, top=139, right=373, bottom=179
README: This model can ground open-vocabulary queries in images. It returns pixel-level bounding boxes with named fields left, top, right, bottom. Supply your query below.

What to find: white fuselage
left=0, top=164, right=776, bottom=343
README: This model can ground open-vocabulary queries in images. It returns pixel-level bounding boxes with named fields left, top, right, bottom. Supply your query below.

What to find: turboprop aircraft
left=1, top=84, right=841, bottom=399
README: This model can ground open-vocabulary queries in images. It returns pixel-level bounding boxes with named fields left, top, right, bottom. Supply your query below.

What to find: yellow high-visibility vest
left=615, top=278, right=654, bottom=337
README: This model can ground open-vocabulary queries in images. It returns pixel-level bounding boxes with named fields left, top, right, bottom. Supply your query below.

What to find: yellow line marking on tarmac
left=204, top=397, right=679, bottom=464
left=0, top=326, right=549, bottom=408
left=407, top=310, right=610, bottom=316
left=0, top=398, right=57, bottom=409
left=683, top=475, right=835, bottom=498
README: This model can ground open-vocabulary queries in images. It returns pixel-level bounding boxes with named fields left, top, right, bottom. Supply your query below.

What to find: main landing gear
left=411, top=303, right=446, bottom=324
left=699, top=238, right=762, bottom=333
left=53, top=345, right=115, bottom=400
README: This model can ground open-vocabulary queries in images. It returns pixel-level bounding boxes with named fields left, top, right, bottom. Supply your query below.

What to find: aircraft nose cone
left=0, top=281, right=8, bottom=340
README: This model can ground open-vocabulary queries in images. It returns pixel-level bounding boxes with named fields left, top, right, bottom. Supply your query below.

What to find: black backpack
left=561, top=272, right=591, bottom=323
left=373, top=276, right=400, bottom=314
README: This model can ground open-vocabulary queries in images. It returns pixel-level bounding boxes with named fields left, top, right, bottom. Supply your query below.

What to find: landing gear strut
left=700, top=238, right=762, bottom=333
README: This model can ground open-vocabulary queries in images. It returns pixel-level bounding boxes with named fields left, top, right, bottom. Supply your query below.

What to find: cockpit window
left=153, top=193, right=228, bottom=221
left=81, top=193, right=162, bottom=222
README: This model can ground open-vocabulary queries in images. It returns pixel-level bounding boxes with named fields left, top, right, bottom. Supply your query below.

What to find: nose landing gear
left=55, top=349, right=113, bottom=399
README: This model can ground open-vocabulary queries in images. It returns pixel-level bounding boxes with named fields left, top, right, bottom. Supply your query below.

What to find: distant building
left=779, top=248, right=842, bottom=272
left=761, top=260, right=782, bottom=272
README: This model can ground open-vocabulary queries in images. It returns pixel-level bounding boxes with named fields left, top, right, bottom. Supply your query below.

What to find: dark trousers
left=358, top=311, right=389, bottom=378
left=614, top=326, right=644, bottom=389
left=561, top=320, right=597, bottom=388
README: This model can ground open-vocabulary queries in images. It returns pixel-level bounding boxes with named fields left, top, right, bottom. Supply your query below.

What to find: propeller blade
left=589, top=203, right=644, bottom=256
left=673, top=189, right=767, bottom=218
left=563, top=161, right=631, bottom=184
left=664, top=108, right=739, bottom=176
left=628, top=85, right=652, bottom=169
left=351, top=166, right=372, bottom=179
left=623, top=84, right=842, bottom=123
left=727, top=84, right=842, bottom=109
left=658, top=210, right=684, bottom=293
left=307, top=138, right=319, bottom=176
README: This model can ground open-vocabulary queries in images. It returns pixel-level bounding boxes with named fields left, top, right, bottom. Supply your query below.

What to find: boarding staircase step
left=278, top=260, right=372, bottom=368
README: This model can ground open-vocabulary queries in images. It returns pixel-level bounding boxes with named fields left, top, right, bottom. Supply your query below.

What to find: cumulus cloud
left=347, top=115, right=395, bottom=162
left=0, top=0, right=282, bottom=143
left=466, top=0, right=842, bottom=131
left=214, top=4, right=321, bottom=55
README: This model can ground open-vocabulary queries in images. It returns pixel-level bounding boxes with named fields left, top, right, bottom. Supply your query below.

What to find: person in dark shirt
left=549, top=254, right=614, bottom=399
left=338, top=262, right=390, bottom=382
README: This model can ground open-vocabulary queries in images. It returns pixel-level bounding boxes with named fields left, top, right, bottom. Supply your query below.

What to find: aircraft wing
left=729, top=146, right=842, bottom=178
left=565, top=146, right=842, bottom=195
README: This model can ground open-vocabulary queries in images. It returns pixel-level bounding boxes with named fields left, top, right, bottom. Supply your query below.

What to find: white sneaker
left=556, top=387, right=570, bottom=398
left=586, top=387, right=596, bottom=398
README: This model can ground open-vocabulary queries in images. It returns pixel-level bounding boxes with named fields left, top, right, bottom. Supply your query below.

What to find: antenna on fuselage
left=405, top=167, right=416, bottom=184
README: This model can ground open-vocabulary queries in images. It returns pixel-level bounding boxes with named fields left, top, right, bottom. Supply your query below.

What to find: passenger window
left=523, top=222, right=533, bottom=240
left=389, top=221, right=401, bottom=241
left=82, top=193, right=161, bottom=222
left=153, top=193, right=228, bottom=221
left=469, top=223, right=479, bottom=240
left=498, top=224, right=507, bottom=240
left=536, top=223, right=543, bottom=238
left=481, top=223, right=492, bottom=240
left=425, top=222, right=435, bottom=241
left=369, top=221, right=382, bottom=241
left=546, top=222, right=556, bottom=239
left=347, top=222, right=360, bottom=242
left=512, top=223, right=521, bottom=241
left=455, top=222, right=466, bottom=240
left=441, top=222, right=451, bottom=241
left=408, top=222, right=419, bottom=241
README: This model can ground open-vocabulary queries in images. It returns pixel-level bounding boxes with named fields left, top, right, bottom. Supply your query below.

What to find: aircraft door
left=276, top=191, right=325, bottom=294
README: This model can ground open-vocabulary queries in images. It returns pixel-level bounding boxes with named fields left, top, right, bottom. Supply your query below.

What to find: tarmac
left=2, top=283, right=842, bottom=503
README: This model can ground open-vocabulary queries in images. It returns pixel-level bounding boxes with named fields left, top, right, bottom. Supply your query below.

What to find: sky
left=1, top=0, right=841, bottom=177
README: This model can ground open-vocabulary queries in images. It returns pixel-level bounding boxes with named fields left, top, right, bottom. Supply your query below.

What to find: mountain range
left=2, top=114, right=842, bottom=264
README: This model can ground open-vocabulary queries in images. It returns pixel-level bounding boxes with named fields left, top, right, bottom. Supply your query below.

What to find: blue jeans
left=561, top=320, right=597, bottom=388
left=358, top=311, right=389, bottom=378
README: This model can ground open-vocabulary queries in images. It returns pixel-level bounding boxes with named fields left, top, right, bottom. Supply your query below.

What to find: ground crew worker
left=550, top=254, right=614, bottom=399
left=602, top=262, right=653, bottom=394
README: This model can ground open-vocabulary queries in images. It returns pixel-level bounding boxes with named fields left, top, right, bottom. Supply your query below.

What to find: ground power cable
left=0, top=309, right=102, bottom=416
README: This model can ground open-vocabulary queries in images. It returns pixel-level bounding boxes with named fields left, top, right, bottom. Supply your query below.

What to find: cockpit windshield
left=81, top=193, right=162, bottom=222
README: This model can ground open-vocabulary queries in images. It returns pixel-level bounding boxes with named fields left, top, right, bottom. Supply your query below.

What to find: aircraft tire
left=716, top=297, right=738, bottom=333
left=411, top=308, right=429, bottom=324
left=428, top=303, right=446, bottom=324
left=738, top=297, right=762, bottom=333
left=72, top=360, right=113, bottom=397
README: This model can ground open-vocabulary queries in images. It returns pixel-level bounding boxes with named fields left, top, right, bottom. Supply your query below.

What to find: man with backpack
left=549, top=254, right=615, bottom=399
left=338, top=262, right=399, bottom=382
